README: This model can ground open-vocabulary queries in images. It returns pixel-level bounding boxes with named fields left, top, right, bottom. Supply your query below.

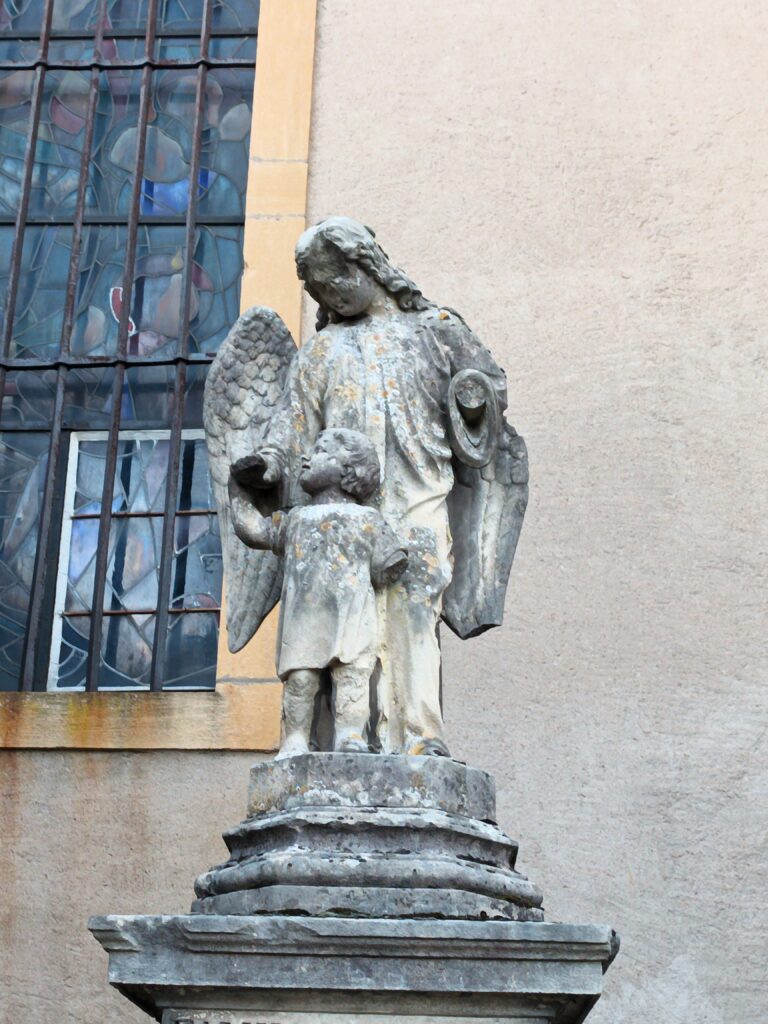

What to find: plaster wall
left=304, top=2, right=767, bottom=1021
left=0, top=750, right=261, bottom=1024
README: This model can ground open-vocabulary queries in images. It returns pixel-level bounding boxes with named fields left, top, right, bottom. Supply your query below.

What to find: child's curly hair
left=319, top=428, right=381, bottom=503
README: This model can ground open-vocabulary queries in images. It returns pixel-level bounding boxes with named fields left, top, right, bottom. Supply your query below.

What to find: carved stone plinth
left=89, top=915, right=618, bottom=1024
left=193, top=753, right=543, bottom=921
left=89, top=755, right=618, bottom=1023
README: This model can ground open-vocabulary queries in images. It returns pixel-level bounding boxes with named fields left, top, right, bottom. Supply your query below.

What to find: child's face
left=299, top=433, right=344, bottom=494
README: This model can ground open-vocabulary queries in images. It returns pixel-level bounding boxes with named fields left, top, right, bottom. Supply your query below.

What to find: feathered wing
left=423, top=306, right=529, bottom=640
left=442, top=421, right=529, bottom=641
left=203, top=307, right=297, bottom=652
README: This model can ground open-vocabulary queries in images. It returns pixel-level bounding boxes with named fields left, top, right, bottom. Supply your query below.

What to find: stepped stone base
left=89, top=753, right=618, bottom=1022
left=193, top=753, right=544, bottom=921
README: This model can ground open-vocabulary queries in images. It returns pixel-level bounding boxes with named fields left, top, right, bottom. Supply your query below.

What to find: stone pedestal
left=90, top=755, right=618, bottom=1023
left=193, top=753, right=544, bottom=921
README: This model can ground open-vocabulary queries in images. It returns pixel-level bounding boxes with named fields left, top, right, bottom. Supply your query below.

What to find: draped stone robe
left=262, top=305, right=506, bottom=752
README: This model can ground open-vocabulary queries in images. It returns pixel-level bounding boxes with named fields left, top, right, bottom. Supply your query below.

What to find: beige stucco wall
left=1, top=3, right=765, bottom=1023
left=0, top=750, right=262, bottom=1024
left=304, top=1, right=766, bottom=1021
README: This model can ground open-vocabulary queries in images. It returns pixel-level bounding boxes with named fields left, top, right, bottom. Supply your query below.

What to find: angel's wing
left=442, top=422, right=528, bottom=640
left=203, top=307, right=297, bottom=653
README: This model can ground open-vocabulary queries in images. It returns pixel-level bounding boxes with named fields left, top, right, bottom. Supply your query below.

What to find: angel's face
left=302, top=242, right=377, bottom=319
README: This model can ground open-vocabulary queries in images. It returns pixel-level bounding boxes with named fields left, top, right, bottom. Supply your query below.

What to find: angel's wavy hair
left=295, top=217, right=433, bottom=330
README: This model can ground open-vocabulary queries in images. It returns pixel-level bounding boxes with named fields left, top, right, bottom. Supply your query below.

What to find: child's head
left=300, top=428, right=381, bottom=502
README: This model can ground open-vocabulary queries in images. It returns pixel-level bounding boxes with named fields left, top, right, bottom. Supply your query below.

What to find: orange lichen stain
left=339, top=382, right=361, bottom=403
left=439, top=310, right=449, bottom=320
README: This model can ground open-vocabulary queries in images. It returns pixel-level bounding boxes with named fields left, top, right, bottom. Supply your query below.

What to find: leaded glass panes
left=12, top=225, right=73, bottom=356
left=49, top=430, right=222, bottom=689
left=0, top=0, right=258, bottom=690
left=2, top=0, right=259, bottom=33
left=0, top=432, right=48, bottom=690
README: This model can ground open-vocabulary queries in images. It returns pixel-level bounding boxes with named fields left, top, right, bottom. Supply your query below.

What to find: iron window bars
left=0, top=0, right=259, bottom=691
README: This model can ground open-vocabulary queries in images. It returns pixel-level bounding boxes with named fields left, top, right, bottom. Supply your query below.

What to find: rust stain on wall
left=0, top=688, right=281, bottom=750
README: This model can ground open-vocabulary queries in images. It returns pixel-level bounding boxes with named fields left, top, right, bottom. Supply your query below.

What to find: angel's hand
left=231, top=449, right=283, bottom=491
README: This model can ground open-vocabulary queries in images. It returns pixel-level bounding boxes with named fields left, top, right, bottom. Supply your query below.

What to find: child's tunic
left=269, top=503, right=402, bottom=678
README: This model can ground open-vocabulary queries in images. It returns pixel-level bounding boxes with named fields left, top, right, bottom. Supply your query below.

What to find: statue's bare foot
left=407, top=737, right=451, bottom=757
left=275, top=733, right=310, bottom=761
left=335, top=732, right=369, bottom=754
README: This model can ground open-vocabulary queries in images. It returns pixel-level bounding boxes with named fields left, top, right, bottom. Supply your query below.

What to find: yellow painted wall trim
left=0, top=684, right=282, bottom=751
left=217, top=0, right=318, bottom=685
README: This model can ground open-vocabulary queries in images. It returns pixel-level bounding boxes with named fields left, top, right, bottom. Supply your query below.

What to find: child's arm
left=371, top=516, right=408, bottom=588
left=373, top=547, right=409, bottom=587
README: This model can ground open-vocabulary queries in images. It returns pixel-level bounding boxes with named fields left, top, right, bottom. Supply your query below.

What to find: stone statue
left=204, top=216, right=529, bottom=757
left=228, top=427, right=408, bottom=759
left=96, top=220, right=618, bottom=1024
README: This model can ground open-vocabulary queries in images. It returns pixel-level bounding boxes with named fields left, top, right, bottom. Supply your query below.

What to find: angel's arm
left=244, top=337, right=329, bottom=498
left=370, top=518, right=409, bottom=588
left=427, top=307, right=508, bottom=411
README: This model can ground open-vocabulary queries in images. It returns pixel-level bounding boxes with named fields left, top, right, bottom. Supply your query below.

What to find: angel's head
left=295, top=217, right=433, bottom=330
left=300, top=428, right=381, bottom=503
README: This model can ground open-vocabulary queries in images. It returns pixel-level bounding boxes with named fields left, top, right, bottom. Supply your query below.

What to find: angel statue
left=203, top=216, right=528, bottom=758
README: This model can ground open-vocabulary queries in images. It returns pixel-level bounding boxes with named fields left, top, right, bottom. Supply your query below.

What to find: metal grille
left=0, top=0, right=259, bottom=691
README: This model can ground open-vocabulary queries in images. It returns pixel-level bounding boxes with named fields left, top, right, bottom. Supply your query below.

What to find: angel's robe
left=263, top=306, right=507, bottom=752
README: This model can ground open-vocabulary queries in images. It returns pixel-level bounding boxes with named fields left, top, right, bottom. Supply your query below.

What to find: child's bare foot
left=275, top=732, right=310, bottom=761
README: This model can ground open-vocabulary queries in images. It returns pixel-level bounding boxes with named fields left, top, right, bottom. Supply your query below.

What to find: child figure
left=229, top=428, right=408, bottom=758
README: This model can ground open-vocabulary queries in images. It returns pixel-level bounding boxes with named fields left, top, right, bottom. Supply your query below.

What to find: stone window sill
left=0, top=682, right=281, bottom=750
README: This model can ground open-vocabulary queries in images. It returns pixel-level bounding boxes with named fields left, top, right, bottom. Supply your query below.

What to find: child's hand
left=374, top=547, right=409, bottom=587
left=228, top=474, right=273, bottom=549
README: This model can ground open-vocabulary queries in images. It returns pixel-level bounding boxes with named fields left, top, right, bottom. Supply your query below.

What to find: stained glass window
left=0, top=0, right=259, bottom=690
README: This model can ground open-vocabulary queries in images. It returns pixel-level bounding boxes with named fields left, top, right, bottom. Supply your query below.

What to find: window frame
left=0, top=0, right=316, bottom=750
left=47, top=426, right=221, bottom=692
left=0, top=0, right=257, bottom=693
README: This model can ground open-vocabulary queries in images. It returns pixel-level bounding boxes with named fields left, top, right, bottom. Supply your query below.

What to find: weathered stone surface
left=87, top=752, right=618, bottom=1019
left=89, top=914, right=618, bottom=1024
left=245, top=752, right=498, bottom=820
left=193, top=753, right=542, bottom=921
left=204, top=217, right=528, bottom=756
left=217, top=806, right=520, bottom=880
left=195, top=853, right=541, bottom=911
left=161, top=1013, right=557, bottom=1024
left=190, top=884, right=541, bottom=921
